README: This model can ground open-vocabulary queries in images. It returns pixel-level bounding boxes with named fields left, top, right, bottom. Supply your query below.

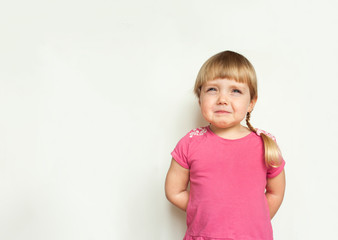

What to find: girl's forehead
left=204, top=78, right=249, bottom=87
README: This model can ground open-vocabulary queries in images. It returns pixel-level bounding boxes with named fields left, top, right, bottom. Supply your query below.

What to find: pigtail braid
left=246, top=112, right=283, bottom=168
left=246, top=112, right=256, bottom=133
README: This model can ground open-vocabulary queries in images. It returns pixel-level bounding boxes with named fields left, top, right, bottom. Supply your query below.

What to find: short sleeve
left=256, top=128, right=286, bottom=178
left=267, top=159, right=286, bottom=178
left=171, top=134, right=190, bottom=169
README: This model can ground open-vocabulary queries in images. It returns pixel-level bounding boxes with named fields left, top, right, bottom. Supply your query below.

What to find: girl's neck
left=209, top=124, right=252, bottom=140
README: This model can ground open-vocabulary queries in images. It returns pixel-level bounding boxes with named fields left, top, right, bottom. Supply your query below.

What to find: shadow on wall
left=175, top=97, right=208, bottom=133
left=194, top=107, right=208, bottom=128
left=168, top=204, right=187, bottom=236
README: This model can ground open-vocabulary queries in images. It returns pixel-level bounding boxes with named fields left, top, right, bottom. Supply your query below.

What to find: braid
left=246, top=112, right=256, bottom=133
left=246, top=111, right=283, bottom=167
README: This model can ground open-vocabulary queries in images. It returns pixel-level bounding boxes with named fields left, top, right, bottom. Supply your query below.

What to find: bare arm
left=165, top=158, right=190, bottom=211
left=265, top=169, right=286, bottom=219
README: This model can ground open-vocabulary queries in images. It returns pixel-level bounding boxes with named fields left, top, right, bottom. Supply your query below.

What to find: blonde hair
left=194, top=50, right=282, bottom=168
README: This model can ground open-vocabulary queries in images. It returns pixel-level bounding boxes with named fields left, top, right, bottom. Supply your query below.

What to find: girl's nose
left=217, top=93, right=229, bottom=105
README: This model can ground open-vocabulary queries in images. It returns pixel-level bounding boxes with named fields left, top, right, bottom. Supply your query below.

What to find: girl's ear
left=248, top=97, right=257, bottom=113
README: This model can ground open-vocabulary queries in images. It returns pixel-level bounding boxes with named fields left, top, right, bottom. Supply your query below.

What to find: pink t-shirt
left=171, top=125, right=285, bottom=240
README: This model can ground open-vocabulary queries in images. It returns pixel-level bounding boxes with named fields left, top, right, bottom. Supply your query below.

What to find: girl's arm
left=165, top=158, right=190, bottom=211
left=265, top=169, right=286, bottom=219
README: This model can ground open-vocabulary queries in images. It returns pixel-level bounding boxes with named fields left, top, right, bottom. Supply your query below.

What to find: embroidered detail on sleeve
left=255, top=128, right=276, bottom=142
left=189, top=127, right=207, bottom=138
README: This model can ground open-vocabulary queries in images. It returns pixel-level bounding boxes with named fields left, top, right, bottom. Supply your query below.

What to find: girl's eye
left=207, top=88, right=217, bottom=92
left=232, top=89, right=242, bottom=94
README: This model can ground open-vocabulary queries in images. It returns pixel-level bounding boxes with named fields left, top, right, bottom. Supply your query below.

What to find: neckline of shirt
left=206, top=125, right=255, bottom=142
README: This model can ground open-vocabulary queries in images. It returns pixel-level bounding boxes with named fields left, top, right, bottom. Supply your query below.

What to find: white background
left=1, top=0, right=338, bottom=239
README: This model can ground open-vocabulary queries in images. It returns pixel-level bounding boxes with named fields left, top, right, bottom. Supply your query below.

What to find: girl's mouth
left=215, top=111, right=230, bottom=113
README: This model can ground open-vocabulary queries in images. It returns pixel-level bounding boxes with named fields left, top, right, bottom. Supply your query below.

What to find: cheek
left=200, top=95, right=215, bottom=105
left=234, top=101, right=251, bottom=113
left=200, top=103, right=208, bottom=113
left=200, top=102, right=212, bottom=116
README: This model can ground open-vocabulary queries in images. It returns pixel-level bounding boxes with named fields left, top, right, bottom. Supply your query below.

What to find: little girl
left=165, top=50, right=286, bottom=240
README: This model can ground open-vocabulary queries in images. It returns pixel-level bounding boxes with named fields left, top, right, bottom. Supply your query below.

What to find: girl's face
left=199, top=78, right=257, bottom=132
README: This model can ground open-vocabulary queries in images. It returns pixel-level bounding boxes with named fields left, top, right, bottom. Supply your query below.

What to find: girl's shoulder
left=187, top=126, right=208, bottom=139
left=176, top=126, right=208, bottom=145
left=255, top=128, right=277, bottom=142
left=172, top=127, right=208, bottom=162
